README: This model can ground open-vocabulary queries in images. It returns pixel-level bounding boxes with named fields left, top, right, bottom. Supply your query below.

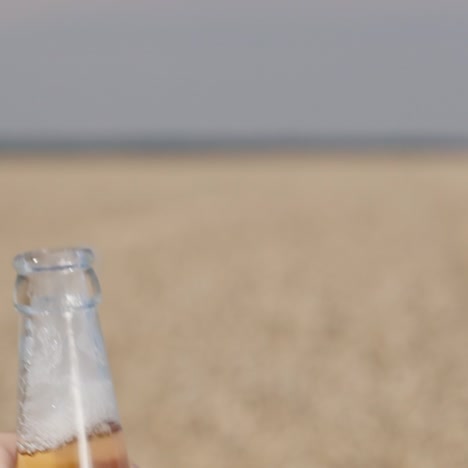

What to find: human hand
left=0, top=433, right=16, bottom=468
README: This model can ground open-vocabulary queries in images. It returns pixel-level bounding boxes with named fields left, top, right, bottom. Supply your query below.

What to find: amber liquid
left=16, top=428, right=130, bottom=468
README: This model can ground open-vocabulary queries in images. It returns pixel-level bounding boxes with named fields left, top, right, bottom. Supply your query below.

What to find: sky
left=0, top=0, right=467, bottom=139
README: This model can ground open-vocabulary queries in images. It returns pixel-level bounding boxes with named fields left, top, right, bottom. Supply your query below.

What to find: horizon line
left=0, top=134, right=467, bottom=153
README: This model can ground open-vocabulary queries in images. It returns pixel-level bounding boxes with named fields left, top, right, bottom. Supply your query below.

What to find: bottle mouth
left=14, top=247, right=95, bottom=274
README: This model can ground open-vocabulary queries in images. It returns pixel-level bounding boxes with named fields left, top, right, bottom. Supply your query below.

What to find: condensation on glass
left=14, top=247, right=130, bottom=468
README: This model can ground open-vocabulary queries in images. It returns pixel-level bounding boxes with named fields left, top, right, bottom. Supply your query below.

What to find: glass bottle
left=13, top=247, right=130, bottom=468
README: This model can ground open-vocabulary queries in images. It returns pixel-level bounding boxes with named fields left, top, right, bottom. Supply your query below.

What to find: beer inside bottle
left=14, top=248, right=130, bottom=468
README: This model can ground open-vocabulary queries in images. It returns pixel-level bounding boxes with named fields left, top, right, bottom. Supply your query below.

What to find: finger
left=0, top=433, right=16, bottom=468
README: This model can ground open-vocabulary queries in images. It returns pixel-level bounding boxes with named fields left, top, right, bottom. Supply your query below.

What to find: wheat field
left=1, top=154, right=468, bottom=467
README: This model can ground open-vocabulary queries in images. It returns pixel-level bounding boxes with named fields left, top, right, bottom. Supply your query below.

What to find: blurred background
left=1, top=1, right=468, bottom=467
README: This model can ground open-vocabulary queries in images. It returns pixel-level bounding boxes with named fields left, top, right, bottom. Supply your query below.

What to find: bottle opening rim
left=14, top=247, right=95, bottom=274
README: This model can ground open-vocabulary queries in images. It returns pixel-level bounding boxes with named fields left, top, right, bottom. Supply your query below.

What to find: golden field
left=1, top=154, right=468, bottom=467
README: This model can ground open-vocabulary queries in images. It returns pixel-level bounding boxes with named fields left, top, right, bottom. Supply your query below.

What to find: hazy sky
left=1, top=0, right=467, bottom=138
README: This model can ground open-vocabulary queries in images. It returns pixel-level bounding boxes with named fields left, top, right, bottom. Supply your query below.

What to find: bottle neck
left=17, top=302, right=120, bottom=453
left=13, top=248, right=123, bottom=456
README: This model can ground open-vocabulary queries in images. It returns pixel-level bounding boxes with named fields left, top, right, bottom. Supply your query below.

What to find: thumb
left=0, top=433, right=16, bottom=468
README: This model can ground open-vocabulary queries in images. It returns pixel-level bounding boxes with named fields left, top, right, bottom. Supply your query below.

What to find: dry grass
left=1, top=154, right=468, bottom=467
